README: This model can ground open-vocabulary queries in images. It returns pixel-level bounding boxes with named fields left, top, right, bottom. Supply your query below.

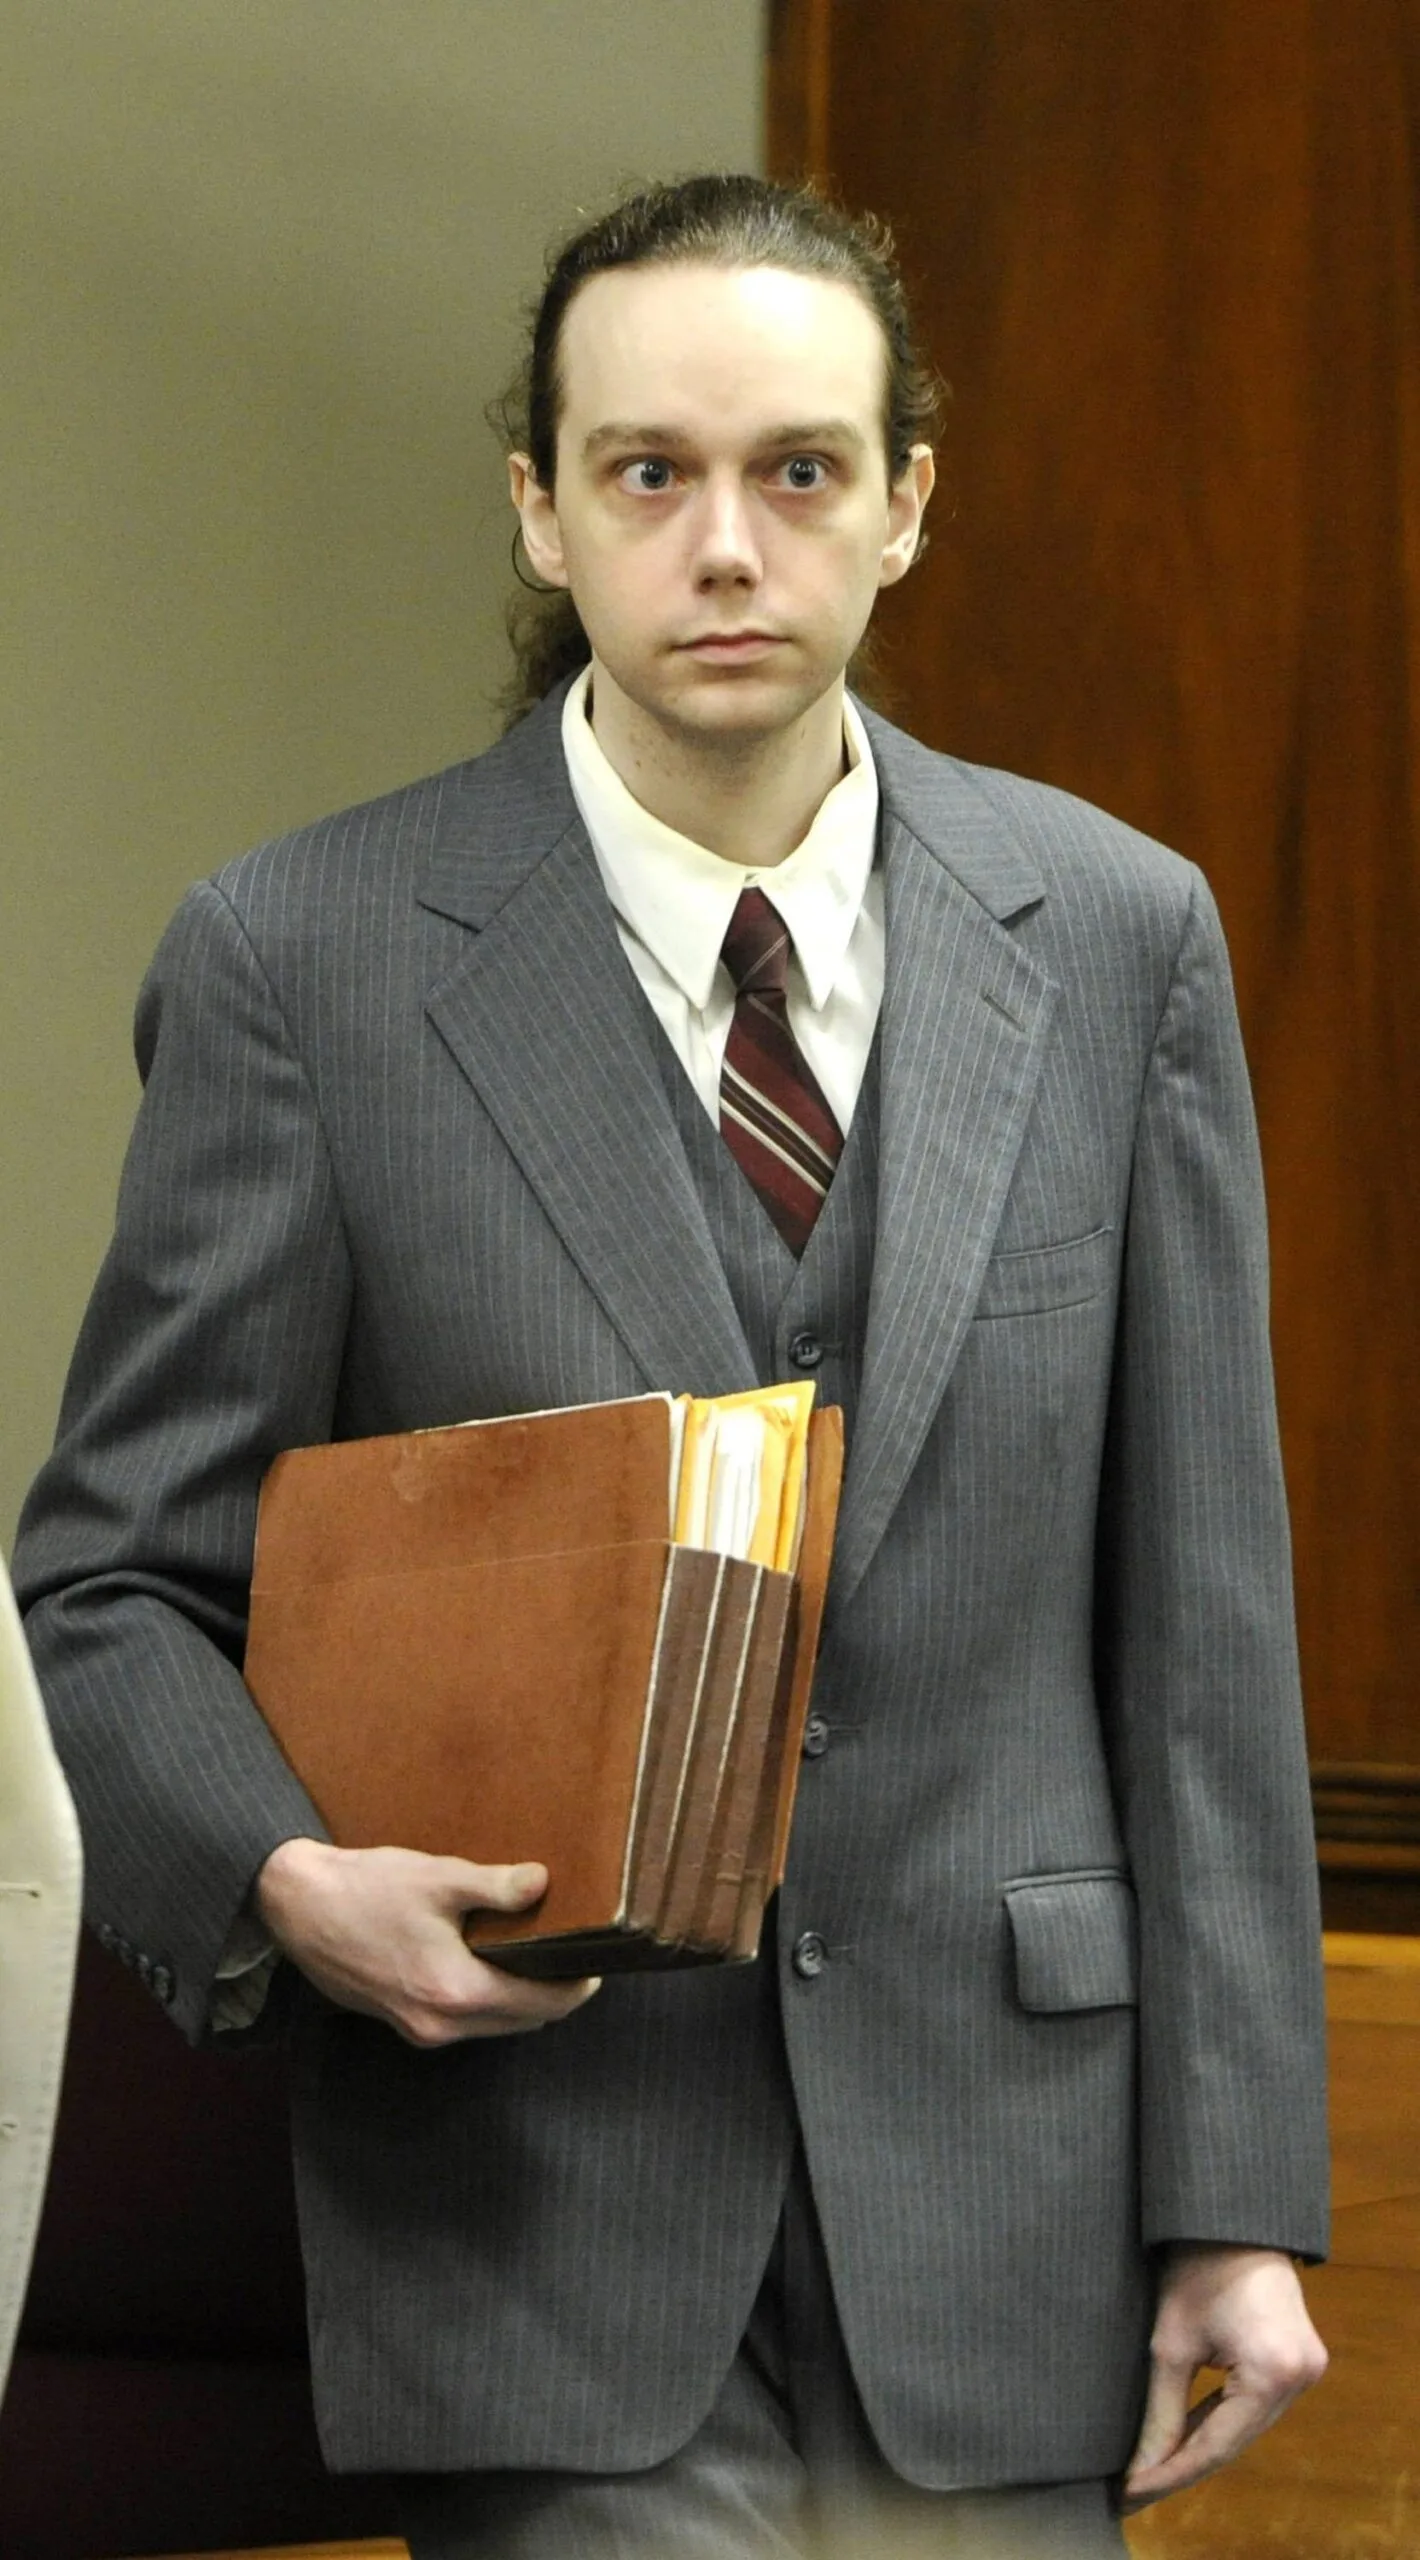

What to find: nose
left=688, top=474, right=762, bottom=589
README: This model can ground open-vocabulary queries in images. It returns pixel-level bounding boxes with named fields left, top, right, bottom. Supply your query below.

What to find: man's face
left=512, top=261, right=932, bottom=747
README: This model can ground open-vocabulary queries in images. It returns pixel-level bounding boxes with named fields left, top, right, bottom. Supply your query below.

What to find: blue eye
left=621, top=457, right=675, bottom=493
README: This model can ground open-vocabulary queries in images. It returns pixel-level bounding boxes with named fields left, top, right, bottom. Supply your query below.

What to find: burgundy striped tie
left=718, top=887, right=844, bottom=1255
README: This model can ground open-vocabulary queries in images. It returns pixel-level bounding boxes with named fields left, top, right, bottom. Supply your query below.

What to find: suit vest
left=653, top=1028, right=880, bottom=1449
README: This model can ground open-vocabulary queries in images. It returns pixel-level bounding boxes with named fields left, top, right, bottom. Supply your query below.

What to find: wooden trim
left=1325, top=1930, right=1420, bottom=1968
left=1314, top=1762, right=1420, bottom=1872
left=1319, top=1841, right=1420, bottom=1874
left=766, top=0, right=834, bottom=182
left=1325, top=1928, right=1420, bottom=2023
left=151, top=2541, right=408, bottom=2560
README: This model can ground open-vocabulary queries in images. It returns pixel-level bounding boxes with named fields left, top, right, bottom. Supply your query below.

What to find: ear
left=878, top=444, right=936, bottom=590
left=508, top=451, right=571, bottom=590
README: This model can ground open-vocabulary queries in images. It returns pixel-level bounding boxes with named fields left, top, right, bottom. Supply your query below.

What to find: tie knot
left=721, top=887, right=791, bottom=999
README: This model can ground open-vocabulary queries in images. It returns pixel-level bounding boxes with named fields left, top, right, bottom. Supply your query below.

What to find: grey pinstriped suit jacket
left=14, top=680, right=1329, bottom=2487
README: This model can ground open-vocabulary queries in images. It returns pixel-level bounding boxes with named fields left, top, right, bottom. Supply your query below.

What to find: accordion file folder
left=243, top=1392, right=843, bottom=1975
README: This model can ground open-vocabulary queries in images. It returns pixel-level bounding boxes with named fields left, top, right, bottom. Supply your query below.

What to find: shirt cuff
left=211, top=1907, right=280, bottom=2033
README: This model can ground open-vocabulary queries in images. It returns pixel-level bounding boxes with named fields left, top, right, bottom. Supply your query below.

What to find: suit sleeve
left=1096, top=866, right=1330, bottom=2261
left=12, top=880, right=351, bottom=2044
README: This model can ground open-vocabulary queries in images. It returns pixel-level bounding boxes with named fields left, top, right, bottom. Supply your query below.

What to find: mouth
left=676, top=631, right=784, bottom=661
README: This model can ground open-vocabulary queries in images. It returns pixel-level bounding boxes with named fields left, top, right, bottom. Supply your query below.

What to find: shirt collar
left=560, top=663, right=880, bottom=1013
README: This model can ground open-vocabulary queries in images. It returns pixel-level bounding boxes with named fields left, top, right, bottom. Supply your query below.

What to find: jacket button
left=788, top=1329, right=824, bottom=1372
left=801, top=1714, right=830, bottom=1759
left=152, top=1964, right=176, bottom=2006
left=792, top=1930, right=828, bottom=1980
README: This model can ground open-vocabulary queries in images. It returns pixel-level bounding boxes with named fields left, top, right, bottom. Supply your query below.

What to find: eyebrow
left=580, top=418, right=870, bottom=460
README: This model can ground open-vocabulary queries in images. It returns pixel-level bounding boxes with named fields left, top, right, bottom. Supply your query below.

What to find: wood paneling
left=767, top=0, right=832, bottom=179
left=769, top=0, right=1420, bottom=1785
left=1316, top=1763, right=1420, bottom=1931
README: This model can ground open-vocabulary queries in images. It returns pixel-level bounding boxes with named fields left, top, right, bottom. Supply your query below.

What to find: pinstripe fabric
left=396, top=2149, right=1126, bottom=2557
left=12, top=680, right=1328, bottom=2488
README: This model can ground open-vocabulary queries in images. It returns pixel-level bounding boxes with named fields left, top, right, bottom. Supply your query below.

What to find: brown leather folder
left=243, top=1395, right=844, bottom=1974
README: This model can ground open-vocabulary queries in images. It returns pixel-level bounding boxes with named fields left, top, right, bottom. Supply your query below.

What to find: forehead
left=555, top=262, right=886, bottom=448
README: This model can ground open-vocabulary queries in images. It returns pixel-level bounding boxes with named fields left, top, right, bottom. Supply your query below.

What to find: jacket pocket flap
left=1004, top=1872, right=1138, bottom=2012
left=975, top=1225, right=1114, bottom=1320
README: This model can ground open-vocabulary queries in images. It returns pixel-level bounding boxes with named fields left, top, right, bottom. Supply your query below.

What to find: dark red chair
left=0, top=1935, right=398, bottom=2560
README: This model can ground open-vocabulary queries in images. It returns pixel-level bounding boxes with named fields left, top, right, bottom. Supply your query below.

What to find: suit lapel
left=830, top=764, right=1058, bottom=1615
left=417, top=687, right=1059, bottom=1598
left=423, top=801, right=758, bottom=1399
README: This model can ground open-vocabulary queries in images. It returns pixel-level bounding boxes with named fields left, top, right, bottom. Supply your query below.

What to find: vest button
left=792, top=1930, right=828, bottom=1980
left=801, top=1714, right=830, bottom=1759
left=788, top=1328, right=824, bottom=1372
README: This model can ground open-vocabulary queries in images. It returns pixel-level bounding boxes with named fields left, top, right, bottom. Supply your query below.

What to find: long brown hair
left=489, top=173, right=944, bottom=727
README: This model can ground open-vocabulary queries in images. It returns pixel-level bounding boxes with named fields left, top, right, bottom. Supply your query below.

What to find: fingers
left=463, top=1962, right=602, bottom=2032
left=360, top=1939, right=602, bottom=2046
left=395, top=1957, right=601, bottom=2049
left=1122, top=2383, right=1232, bottom=2509
left=1122, top=2288, right=1329, bottom=2512
left=1123, top=2365, right=1311, bottom=2508
left=253, top=1840, right=601, bottom=2045
left=382, top=1857, right=601, bottom=2044
left=1123, top=2348, right=1194, bottom=2498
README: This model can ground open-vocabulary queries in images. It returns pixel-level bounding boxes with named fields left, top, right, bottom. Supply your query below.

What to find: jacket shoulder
left=206, top=756, right=479, bottom=931
left=958, top=756, right=1197, bottom=916
left=206, top=684, right=574, bottom=941
left=862, top=704, right=1200, bottom=936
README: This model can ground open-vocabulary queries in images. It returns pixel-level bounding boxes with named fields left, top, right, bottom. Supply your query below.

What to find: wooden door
left=770, top=0, right=1420, bottom=1923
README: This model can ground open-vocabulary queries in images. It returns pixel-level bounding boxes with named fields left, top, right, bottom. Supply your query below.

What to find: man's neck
left=586, top=662, right=848, bottom=867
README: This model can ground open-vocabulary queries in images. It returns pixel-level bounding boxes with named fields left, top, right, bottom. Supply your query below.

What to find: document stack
left=243, top=1386, right=843, bottom=1975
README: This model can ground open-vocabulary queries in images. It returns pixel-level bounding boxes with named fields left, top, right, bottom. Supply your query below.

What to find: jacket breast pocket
left=974, top=1224, right=1115, bottom=1320
left=1003, top=1871, right=1138, bottom=2013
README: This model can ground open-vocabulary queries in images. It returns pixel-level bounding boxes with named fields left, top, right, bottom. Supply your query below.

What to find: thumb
left=435, top=1857, right=549, bottom=1913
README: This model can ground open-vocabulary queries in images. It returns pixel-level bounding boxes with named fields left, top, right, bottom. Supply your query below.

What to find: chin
left=657, top=665, right=833, bottom=742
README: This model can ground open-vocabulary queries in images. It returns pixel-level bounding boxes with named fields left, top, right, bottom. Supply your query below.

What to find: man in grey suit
left=14, top=176, right=1328, bottom=2556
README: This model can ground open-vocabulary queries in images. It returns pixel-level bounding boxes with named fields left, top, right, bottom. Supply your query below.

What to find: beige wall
left=1, top=0, right=764, bottom=1545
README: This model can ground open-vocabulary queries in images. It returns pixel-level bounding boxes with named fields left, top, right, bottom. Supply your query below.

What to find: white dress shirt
left=561, top=665, right=884, bottom=1133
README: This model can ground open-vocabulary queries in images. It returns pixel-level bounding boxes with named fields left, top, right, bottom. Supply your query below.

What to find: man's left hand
left=1121, top=2244, right=1327, bottom=2511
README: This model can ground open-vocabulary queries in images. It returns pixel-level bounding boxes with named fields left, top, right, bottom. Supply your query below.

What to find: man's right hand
left=254, top=1837, right=601, bottom=2045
